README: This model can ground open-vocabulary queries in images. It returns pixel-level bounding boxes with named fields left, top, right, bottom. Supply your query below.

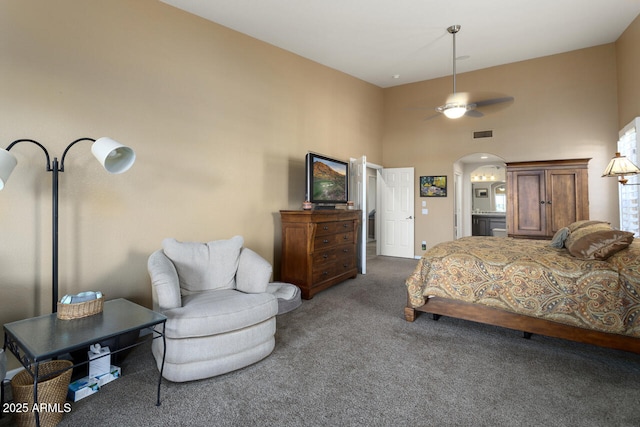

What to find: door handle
left=406, top=216, right=413, bottom=220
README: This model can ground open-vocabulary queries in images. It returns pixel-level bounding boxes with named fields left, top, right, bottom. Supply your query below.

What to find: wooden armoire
left=506, top=159, right=590, bottom=238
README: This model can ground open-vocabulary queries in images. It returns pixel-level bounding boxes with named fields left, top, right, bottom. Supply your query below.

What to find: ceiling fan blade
left=423, top=112, right=441, bottom=121
left=474, top=96, right=515, bottom=108
left=406, top=106, right=436, bottom=111
left=465, top=109, right=483, bottom=118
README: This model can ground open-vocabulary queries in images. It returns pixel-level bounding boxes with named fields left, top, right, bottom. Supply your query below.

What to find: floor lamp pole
left=51, top=157, right=60, bottom=313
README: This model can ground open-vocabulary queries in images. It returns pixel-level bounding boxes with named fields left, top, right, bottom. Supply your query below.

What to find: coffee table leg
left=33, top=363, right=40, bottom=427
left=156, top=322, right=166, bottom=406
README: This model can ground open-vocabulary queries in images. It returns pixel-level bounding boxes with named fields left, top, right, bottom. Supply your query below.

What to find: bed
left=404, top=221, right=640, bottom=354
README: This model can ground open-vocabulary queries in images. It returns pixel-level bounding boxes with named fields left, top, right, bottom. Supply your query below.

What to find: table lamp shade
left=602, top=152, right=640, bottom=177
left=91, top=137, right=136, bottom=174
left=0, top=148, right=18, bottom=190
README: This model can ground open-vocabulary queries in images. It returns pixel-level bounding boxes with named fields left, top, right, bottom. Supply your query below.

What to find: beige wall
left=0, top=0, right=383, bottom=366
left=617, top=13, right=640, bottom=126
left=382, top=44, right=622, bottom=253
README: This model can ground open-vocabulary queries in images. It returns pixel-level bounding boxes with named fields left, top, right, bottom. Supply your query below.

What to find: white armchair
left=148, top=236, right=279, bottom=382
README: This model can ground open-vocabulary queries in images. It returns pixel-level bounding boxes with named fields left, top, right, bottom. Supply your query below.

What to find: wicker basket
left=11, top=360, right=73, bottom=427
left=56, top=296, right=104, bottom=320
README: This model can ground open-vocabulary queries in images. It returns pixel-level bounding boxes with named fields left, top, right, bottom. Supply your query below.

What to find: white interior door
left=379, top=167, right=414, bottom=258
left=351, top=156, right=367, bottom=274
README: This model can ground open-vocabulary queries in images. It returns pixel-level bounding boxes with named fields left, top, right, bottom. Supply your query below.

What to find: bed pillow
left=567, top=220, right=610, bottom=233
left=564, top=226, right=634, bottom=260
left=549, top=227, right=570, bottom=248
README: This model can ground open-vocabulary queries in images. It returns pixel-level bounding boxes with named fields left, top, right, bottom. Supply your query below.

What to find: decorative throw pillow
left=162, top=236, right=244, bottom=294
left=236, top=248, right=272, bottom=294
left=564, top=227, right=634, bottom=260
left=549, top=227, right=570, bottom=248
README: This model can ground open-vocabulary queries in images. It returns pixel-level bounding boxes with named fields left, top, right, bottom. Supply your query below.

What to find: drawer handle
left=343, top=249, right=349, bottom=253
left=323, top=239, right=330, bottom=244
left=343, top=234, right=349, bottom=240
left=322, top=271, right=329, bottom=276
left=343, top=223, right=348, bottom=228
left=323, top=254, right=329, bottom=259
left=323, top=226, right=329, bottom=230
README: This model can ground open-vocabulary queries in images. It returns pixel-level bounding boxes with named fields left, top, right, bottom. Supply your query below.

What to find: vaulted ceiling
left=161, top=0, right=640, bottom=88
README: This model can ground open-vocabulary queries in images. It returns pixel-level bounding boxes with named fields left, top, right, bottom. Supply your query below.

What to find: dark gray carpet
left=5, top=254, right=640, bottom=426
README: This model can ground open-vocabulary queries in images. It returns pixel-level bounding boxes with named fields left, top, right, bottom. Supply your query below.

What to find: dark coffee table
left=3, top=298, right=167, bottom=426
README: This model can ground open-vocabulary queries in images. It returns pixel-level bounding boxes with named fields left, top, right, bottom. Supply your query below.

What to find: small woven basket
left=56, top=296, right=104, bottom=320
left=11, top=360, right=73, bottom=427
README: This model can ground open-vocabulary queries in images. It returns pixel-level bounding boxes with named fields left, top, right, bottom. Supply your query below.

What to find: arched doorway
left=453, top=153, right=506, bottom=238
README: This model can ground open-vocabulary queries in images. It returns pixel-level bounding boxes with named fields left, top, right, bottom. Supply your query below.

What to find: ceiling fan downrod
left=448, top=25, right=461, bottom=94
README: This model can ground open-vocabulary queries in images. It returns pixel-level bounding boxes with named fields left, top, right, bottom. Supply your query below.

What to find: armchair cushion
left=162, top=289, right=277, bottom=338
left=162, top=236, right=244, bottom=295
left=236, top=248, right=272, bottom=294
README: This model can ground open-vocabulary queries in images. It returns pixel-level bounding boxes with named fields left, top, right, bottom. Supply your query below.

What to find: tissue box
left=88, top=345, right=111, bottom=378
left=67, top=376, right=99, bottom=402
left=95, top=365, right=121, bottom=387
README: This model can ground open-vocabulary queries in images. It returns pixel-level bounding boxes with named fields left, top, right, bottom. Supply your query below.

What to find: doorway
left=351, top=157, right=385, bottom=274
left=366, top=168, right=377, bottom=260
left=453, top=153, right=506, bottom=238
left=351, top=158, right=415, bottom=270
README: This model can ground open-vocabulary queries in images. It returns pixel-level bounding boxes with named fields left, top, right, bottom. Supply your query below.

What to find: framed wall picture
left=475, top=188, right=488, bottom=198
left=420, top=175, right=447, bottom=197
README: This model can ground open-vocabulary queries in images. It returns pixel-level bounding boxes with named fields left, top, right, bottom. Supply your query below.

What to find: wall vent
left=473, top=130, right=493, bottom=139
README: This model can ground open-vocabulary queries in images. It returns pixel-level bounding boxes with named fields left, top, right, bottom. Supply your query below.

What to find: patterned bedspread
left=406, top=237, right=640, bottom=337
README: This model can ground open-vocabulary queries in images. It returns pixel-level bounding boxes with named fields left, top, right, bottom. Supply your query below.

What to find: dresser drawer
left=313, top=245, right=355, bottom=267
left=315, top=220, right=354, bottom=237
left=312, top=257, right=357, bottom=284
left=314, top=232, right=354, bottom=249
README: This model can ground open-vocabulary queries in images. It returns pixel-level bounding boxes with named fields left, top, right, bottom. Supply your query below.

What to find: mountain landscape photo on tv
left=306, top=153, right=348, bottom=206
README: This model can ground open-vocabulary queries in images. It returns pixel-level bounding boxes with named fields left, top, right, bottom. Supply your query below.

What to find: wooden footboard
left=405, top=297, right=640, bottom=355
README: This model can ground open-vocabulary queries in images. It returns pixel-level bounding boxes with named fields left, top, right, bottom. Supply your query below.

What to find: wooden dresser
left=280, top=209, right=360, bottom=299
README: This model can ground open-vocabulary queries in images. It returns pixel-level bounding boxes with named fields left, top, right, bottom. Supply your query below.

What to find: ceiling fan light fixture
left=442, top=105, right=467, bottom=119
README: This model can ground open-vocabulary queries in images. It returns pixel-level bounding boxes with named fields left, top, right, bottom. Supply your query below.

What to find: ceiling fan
left=428, top=25, right=514, bottom=120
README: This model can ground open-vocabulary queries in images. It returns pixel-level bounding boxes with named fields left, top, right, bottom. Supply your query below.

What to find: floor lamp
left=0, top=137, right=135, bottom=313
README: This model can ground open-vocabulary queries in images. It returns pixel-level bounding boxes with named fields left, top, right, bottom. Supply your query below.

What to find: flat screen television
left=305, top=152, right=349, bottom=208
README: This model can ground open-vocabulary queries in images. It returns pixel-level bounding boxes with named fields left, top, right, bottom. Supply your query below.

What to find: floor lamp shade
left=0, top=148, right=18, bottom=190
left=91, top=137, right=136, bottom=174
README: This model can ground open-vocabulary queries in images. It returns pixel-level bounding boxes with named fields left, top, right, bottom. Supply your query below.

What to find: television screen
left=306, top=152, right=349, bottom=206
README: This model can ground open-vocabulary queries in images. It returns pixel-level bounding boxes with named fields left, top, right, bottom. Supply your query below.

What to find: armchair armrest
left=236, top=248, right=272, bottom=293
left=148, top=250, right=182, bottom=311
